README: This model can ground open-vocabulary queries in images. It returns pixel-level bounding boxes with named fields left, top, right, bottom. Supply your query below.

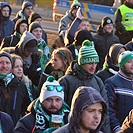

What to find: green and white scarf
left=0, top=73, right=14, bottom=86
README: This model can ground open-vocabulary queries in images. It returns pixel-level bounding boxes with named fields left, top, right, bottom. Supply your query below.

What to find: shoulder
left=53, top=124, right=69, bottom=133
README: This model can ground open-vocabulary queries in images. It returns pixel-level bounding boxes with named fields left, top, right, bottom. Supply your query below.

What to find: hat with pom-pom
left=71, top=0, right=81, bottom=10
left=39, top=76, right=64, bottom=103
left=78, top=40, right=99, bottom=65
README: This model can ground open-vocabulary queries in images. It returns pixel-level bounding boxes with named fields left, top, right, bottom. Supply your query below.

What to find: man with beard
left=105, top=51, right=133, bottom=133
left=14, top=76, right=70, bottom=133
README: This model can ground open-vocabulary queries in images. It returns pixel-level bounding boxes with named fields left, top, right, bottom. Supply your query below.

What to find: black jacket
left=0, top=76, right=30, bottom=126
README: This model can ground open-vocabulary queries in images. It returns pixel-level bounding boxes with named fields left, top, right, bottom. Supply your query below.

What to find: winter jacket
left=121, top=109, right=133, bottom=132
left=94, top=26, right=120, bottom=70
left=115, top=1, right=133, bottom=44
left=1, top=31, right=42, bottom=86
left=53, top=86, right=107, bottom=133
left=0, top=33, right=20, bottom=49
left=0, top=111, right=14, bottom=133
left=59, top=61, right=111, bottom=133
left=14, top=99, right=70, bottom=133
left=0, top=75, right=30, bottom=126
left=58, top=11, right=75, bottom=40
left=105, top=70, right=133, bottom=133
left=0, top=2, right=14, bottom=44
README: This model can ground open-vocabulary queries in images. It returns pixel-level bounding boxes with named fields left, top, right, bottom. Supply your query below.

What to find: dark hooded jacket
left=0, top=2, right=14, bottom=44
left=59, top=61, right=111, bottom=133
left=0, top=19, right=28, bottom=49
left=1, top=31, right=42, bottom=86
left=53, top=86, right=107, bottom=133
left=94, top=25, right=120, bottom=71
left=0, top=74, right=30, bottom=126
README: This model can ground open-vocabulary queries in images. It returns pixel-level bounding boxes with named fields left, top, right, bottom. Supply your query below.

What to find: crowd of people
left=1, top=0, right=133, bottom=133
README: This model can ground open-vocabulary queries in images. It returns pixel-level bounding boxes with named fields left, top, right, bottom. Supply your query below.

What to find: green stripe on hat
left=78, top=40, right=99, bottom=65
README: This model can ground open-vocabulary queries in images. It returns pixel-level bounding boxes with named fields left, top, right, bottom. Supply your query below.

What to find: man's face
left=19, top=23, right=28, bottom=34
left=1, top=6, right=10, bottom=17
left=79, top=102, right=102, bottom=132
left=32, top=28, right=42, bottom=41
left=42, top=96, right=63, bottom=113
left=103, top=23, right=113, bottom=33
left=121, top=59, right=133, bottom=77
left=81, top=63, right=97, bottom=74
left=34, top=18, right=42, bottom=25
left=0, top=56, right=11, bottom=74
left=71, top=8, right=78, bottom=17
left=23, top=6, right=33, bottom=18
left=78, top=21, right=89, bottom=30
left=127, top=0, right=133, bottom=4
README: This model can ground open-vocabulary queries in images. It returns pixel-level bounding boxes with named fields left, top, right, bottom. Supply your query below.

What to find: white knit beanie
left=39, top=76, right=64, bottom=103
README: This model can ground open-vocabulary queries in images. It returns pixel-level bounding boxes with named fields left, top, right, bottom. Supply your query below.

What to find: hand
left=76, top=7, right=82, bottom=19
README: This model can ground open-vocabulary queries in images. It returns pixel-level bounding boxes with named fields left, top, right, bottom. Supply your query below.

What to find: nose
left=51, top=100, right=56, bottom=106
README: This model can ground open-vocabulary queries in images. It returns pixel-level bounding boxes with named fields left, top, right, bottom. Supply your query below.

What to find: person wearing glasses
left=14, top=76, right=70, bottom=133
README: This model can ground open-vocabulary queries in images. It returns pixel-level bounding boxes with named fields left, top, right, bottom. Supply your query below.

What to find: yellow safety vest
left=119, top=5, right=133, bottom=31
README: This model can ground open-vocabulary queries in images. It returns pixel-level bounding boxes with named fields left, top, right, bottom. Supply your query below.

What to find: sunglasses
left=46, top=85, right=64, bottom=92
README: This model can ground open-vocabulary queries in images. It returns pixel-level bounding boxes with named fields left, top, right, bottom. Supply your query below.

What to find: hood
left=0, top=2, right=12, bottom=19
left=66, top=61, right=94, bottom=80
left=16, top=31, right=37, bottom=56
left=69, top=86, right=107, bottom=133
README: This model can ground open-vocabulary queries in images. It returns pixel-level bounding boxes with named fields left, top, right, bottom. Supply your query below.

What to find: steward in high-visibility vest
left=115, top=0, right=133, bottom=44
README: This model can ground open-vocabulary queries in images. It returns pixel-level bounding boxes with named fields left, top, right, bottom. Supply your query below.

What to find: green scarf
left=103, top=62, right=109, bottom=70
left=14, top=31, right=21, bottom=38
left=33, top=99, right=69, bottom=133
left=0, top=73, right=14, bottom=86
left=19, top=10, right=26, bottom=20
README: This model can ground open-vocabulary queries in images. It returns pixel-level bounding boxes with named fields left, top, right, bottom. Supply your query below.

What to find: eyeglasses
left=46, top=85, right=64, bottom=92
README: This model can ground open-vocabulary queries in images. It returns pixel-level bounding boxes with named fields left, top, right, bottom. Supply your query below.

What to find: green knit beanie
left=78, top=40, right=99, bottom=65
left=118, top=51, right=133, bottom=68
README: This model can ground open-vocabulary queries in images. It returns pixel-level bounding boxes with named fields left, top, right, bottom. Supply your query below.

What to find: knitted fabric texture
left=78, top=40, right=99, bottom=65
left=101, top=16, right=113, bottom=27
left=118, top=51, right=133, bottom=68
left=39, top=76, right=64, bottom=103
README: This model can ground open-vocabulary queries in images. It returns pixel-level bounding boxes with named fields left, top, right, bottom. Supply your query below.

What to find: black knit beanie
left=29, top=12, right=42, bottom=24
left=74, top=30, right=96, bottom=46
left=14, top=19, right=28, bottom=33
left=0, top=51, right=12, bottom=64
left=109, top=43, right=126, bottom=65
left=28, top=22, right=42, bottom=33
left=22, top=1, right=33, bottom=12
left=101, top=16, right=113, bottom=27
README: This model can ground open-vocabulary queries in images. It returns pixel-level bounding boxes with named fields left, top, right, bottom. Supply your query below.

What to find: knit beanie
left=0, top=51, right=12, bottom=64
left=14, top=19, right=28, bottom=33
left=39, top=76, right=64, bottom=103
left=118, top=51, right=133, bottom=68
left=29, top=12, right=42, bottom=24
left=78, top=40, right=99, bottom=65
left=109, top=43, right=126, bottom=65
left=29, top=22, right=42, bottom=33
left=22, top=1, right=33, bottom=12
left=74, top=30, right=96, bottom=46
left=101, top=16, right=113, bottom=27
left=71, top=0, right=81, bottom=10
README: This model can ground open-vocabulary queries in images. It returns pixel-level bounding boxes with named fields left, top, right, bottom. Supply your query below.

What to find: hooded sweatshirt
left=0, top=2, right=14, bottom=44
left=53, top=86, right=107, bottom=133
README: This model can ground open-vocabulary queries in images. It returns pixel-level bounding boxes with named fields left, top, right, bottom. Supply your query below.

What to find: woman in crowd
left=38, top=47, right=73, bottom=90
